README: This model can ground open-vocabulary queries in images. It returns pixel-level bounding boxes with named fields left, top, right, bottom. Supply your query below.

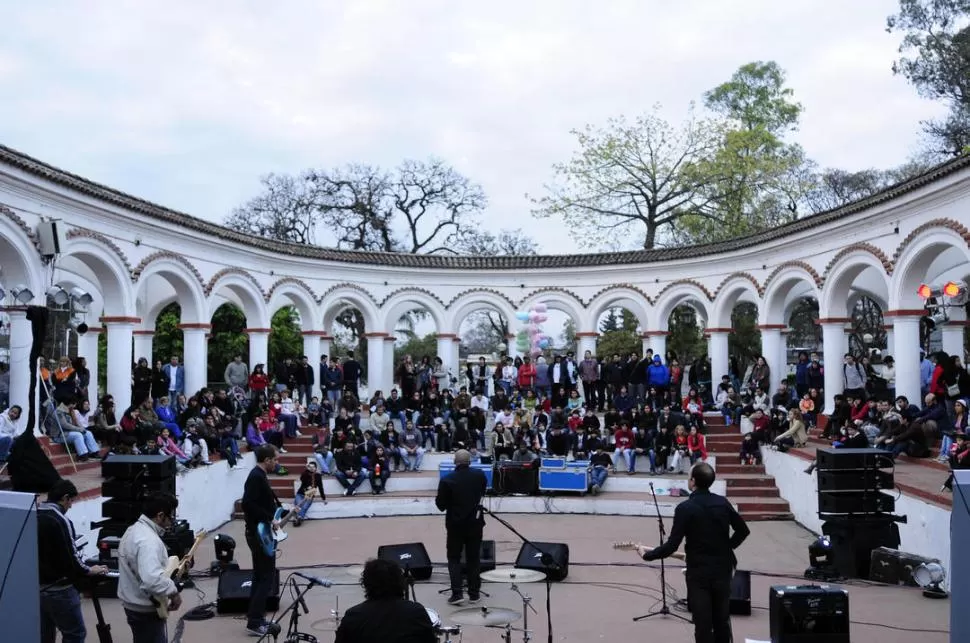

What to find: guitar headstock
left=612, top=541, right=641, bottom=550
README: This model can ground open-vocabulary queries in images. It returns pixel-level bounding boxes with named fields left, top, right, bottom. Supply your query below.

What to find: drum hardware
left=481, top=568, right=546, bottom=584
left=330, top=595, right=341, bottom=632
left=437, top=624, right=462, bottom=642
left=450, top=606, right=522, bottom=627
left=509, top=581, right=537, bottom=643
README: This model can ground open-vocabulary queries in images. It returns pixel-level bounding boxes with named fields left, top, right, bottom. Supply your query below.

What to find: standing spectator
left=0, top=405, right=22, bottom=461
left=163, top=356, right=184, bottom=401
left=224, top=354, right=249, bottom=391
left=52, top=356, right=79, bottom=404
left=579, top=350, right=600, bottom=411
left=342, top=351, right=362, bottom=400
left=842, top=353, right=867, bottom=400
left=150, top=360, right=169, bottom=401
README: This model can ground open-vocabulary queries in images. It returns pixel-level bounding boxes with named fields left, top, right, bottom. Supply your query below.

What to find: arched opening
left=595, top=306, right=642, bottom=359
left=152, top=302, right=184, bottom=365
left=209, top=302, right=247, bottom=385
left=269, top=306, right=304, bottom=371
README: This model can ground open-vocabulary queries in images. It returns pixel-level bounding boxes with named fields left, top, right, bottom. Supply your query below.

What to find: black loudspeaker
left=377, top=543, right=433, bottom=581
left=769, top=585, right=850, bottom=642
left=216, top=568, right=281, bottom=614
left=815, top=448, right=892, bottom=471
left=101, top=454, right=176, bottom=480
left=730, top=570, right=751, bottom=616
left=101, top=476, right=177, bottom=500
left=461, top=539, right=497, bottom=574
left=869, top=547, right=938, bottom=586
left=101, top=499, right=145, bottom=523
left=817, top=468, right=894, bottom=492
left=822, top=517, right=901, bottom=579
left=817, top=490, right=895, bottom=515
left=494, top=463, right=537, bottom=495
left=514, top=542, right=569, bottom=581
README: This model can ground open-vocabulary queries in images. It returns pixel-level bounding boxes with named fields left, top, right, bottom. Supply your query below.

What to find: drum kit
left=435, top=567, right=547, bottom=642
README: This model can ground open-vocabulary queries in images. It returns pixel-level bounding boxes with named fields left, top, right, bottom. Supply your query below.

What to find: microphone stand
left=480, top=506, right=555, bottom=643
left=403, top=564, right=417, bottom=602
left=258, top=578, right=319, bottom=643
left=633, top=482, right=692, bottom=625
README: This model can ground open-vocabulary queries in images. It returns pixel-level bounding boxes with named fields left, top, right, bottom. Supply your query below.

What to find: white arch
left=144, top=295, right=179, bottom=330
left=59, top=237, right=134, bottom=317
left=267, top=282, right=318, bottom=330
left=320, top=287, right=380, bottom=333
left=760, top=267, right=820, bottom=325
left=711, top=277, right=760, bottom=328
left=207, top=272, right=270, bottom=327
left=134, top=257, right=206, bottom=323
left=586, top=287, right=650, bottom=331
left=820, top=251, right=890, bottom=319
left=890, top=228, right=970, bottom=310
left=0, top=215, right=44, bottom=299
left=653, top=283, right=713, bottom=329
left=381, top=290, right=446, bottom=334
left=518, top=290, right=588, bottom=330
left=445, top=290, right=517, bottom=335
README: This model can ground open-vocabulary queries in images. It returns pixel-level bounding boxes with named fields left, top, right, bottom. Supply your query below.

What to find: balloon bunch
left=514, top=303, right=551, bottom=356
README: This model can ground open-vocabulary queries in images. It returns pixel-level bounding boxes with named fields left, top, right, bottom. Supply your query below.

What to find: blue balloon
left=538, top=338, right=550, bottom=349
left=515, top=312, right=530, bottom=321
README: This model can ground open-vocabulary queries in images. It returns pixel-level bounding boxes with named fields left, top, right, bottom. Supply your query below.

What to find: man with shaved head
left=435, top=449, right=487, bottom=606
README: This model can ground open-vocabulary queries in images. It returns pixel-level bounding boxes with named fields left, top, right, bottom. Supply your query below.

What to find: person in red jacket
left=613, top=421, right=636, bottom=474
left=687, top=425, right=707, bottom=464
left=517, top=357, right=537, bottom=392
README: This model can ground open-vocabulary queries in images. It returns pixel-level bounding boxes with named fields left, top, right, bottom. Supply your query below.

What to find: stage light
left=943, top=280, right=968, bottom=305
left=804, top=535, right=840, bottom=581
left=69, top=287, right=93, bottom=309
left=46, top=286, right=69, bottom=305
left=69, top=316, right=89, bottom=335
left=913, top=561, right=948, bottom=599
left=214, top=533, right=237, bottom=565
left=917, top=284, right=932, bottom=299
left=10, top=285, right=33, bottom=304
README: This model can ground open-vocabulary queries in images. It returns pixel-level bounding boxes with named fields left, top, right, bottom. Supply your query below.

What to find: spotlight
left=10, top=285, right=33, bottom=304
left=211, top=533, right=238, bottom=574
left=804, top=535, right=840, bottom=581
left=69, top=317, right=89, bottom=335
left=46, top=286, right=69, bottom=306
left=69, top=287, right=93, bottom=309
left=913, top=561, right=948, bottom=599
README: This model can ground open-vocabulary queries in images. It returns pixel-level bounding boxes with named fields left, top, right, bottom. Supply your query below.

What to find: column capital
left=706, top=327, right=733, bottom=333
left=178, top=323, right=212, bottom=331
left=883, top=309, right=926, bottom=318
left=0, top=306, right=28, bottom=315
left=435, top=333, right=460, bottom=339
left=244, top=327, right=272, bottom=334
left=301, top=331, right=331, bottom=338
left=815, top=317, right=851, bottom=325
left=363, top=332, right=390, bottom=338
left=83, top=326, right=104, bottom=334
left=642, top=331, right=669, bottom=337
left=383, top=336, right=397, bottom=342
left=132, top=330, right=154, bottom=336
left=575, top=332, right=599, bottom=338
left=100, top=316, right=141, bottom=324
left=756, top=324, right=786, bottom=331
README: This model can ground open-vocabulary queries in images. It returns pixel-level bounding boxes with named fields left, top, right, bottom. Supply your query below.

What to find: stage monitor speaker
left=514, top=542, right=569, bottom=581
left=461, top=539, right=497, bottom=574
left=769, top=584, right=850, bottom=642
left=101, top=454, right=175, bottom=480
left=216, top=568, right=281, bottom=614
left=377, top=542, right=433, bottom=581
left=822, top=517, right=901, bottom=579
left=815, top=447, right=892, bottom=471
left=101, top=476, right=176, bottom=501
left=869, top=547, right=938, bottom=586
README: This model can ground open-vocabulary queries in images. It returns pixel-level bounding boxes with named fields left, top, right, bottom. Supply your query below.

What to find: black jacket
left=37, top=502, right=91, bottom=588
left=242, top=466, right=279, bottom=529
left=643, top=489, right=750, bottom=581
left=335, top=597, right=435, bottom=643
left=435, top=465, right=486, bottom=529
left=336, top=449, right=362, bottom=473
left=839, top=431, right=870, bottom=449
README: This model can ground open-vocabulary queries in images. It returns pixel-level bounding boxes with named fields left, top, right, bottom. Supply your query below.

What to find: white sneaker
left=279, top=448, right=288, bottom=454
left=295, top=431, right=303, bottom=437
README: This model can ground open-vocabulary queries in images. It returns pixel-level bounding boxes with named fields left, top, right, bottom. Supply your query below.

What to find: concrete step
left=740, top=511, right=795, bottom=521
left=735, top=498, right=790, bottom=514
left=717, top=463, right=765, bottom=474
left=725, top=475, right=777, bottom=488
left=726, top=486, right=780, bottom=498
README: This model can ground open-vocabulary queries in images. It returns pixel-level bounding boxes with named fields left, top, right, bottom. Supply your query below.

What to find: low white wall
left=71, top=453, right=253, bottom=559
left=763, top=447, right=951, bottom=585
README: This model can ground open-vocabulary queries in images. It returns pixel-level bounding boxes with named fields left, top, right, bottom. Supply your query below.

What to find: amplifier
left=377, top=542, right=433, bottom=581
left=97, top=536, right=121, bottom=562
left=514, top=542, right=569, bottom=581
left=818, top=490, right=895, bottom=515
left=816, top=448, right=892, bottom=471
left=101, top=454, right=176, bottom=480
left=769, top=584, right=850, bottom=642
left=493, top=463, right=538, bottom=495
left=101, top=476, right=177, bottom=500
left=817, top=468, right=894, bottom=492
left=216, top=568, right=281, bottom=614
left=869, top=547, right=938, bottom=586
left=822, top=517, right=901, bottom=579
left=461, top=539, right=497, bottom=574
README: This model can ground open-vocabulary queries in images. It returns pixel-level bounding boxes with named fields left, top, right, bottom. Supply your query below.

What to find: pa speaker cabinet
left=817, top=490, right=895, bottom=515
left=822, top=518, right=901, bottom=579
left=101, top=454, right=176, bottom=480
left=216, top=568, right=281, bottom=614
left=461, top=539, right=497, bottom=574
left=37, top=219, right=65, bottom=256
left=816, top=447, right=892, bottom=471
left=769, top=584, right=850, bottom=642
left=686, top=570, right=751, bottom=616
left=514, top=542, right=569, bottom=581
left=817, top=468, right=894, bottom=492
left=377, top=542, right=433, bottom=580
left=101, top=476, right=176, bottom=500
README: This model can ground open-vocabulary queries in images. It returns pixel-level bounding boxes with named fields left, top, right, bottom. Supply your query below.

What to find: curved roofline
left=2, top=143, right=969, bottom=270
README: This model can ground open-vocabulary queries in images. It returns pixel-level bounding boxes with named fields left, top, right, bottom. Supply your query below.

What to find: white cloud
left=0, top=0, right=947, bottom=252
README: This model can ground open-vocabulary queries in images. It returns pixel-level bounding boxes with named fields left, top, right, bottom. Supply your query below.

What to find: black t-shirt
left=335, top=597, right=436, bottom=643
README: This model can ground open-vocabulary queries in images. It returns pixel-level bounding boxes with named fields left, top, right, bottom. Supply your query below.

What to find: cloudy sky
left=0, top=0, right=946, bottom=253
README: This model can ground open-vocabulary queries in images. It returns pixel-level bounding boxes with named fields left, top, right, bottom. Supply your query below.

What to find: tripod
left=90, top=587, right=113, bottom=643
left=480, top=507, right=555, bottom=643
left=633, top=482, right=692, bottom=625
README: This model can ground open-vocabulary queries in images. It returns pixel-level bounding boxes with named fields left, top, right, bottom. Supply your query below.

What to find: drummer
left=335, top=558, right=437, bottom=643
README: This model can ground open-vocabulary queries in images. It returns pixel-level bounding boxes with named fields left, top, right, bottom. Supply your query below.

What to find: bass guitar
left=612, top=541, right=686, bottom=561
left=153, top=529, right=207, bottom=619
left=256, top=488, right=315, bottom=556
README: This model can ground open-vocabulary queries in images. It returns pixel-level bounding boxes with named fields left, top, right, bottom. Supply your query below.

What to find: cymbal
left=450, top=606, right=522, bottom=627
left=481, top=567, right=547, bottom=584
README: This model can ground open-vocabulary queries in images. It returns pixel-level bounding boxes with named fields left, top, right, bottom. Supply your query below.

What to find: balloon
left=533, top=303, right=547, bottom=313
left=535, top=314, right=547, bottom=323
left=528, top=324, right=540, bottom=336
left=516, top=312, right=530, bottom=321
left=517, top=330, right=527, bottom=339
left=527, top=312, right=538, bottom=322
left=539, top=339, right=550, bottom=349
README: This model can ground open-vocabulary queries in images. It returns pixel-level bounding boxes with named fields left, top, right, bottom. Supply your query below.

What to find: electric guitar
left=153, top=529, right=207, bottom=619
left=256, top=489, right=316, bottom=556
left=612, top=541, right=686, bottom=561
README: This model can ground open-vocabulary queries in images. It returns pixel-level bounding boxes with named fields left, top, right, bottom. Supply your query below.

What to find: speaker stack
left=815, top=447, right=903, bottom=579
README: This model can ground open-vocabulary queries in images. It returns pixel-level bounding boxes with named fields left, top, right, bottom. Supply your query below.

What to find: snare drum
left=426, top=607, right=441, bottom=628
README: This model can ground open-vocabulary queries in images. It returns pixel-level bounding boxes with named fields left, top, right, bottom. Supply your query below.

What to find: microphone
left=293, top=571, right=333, bottom=587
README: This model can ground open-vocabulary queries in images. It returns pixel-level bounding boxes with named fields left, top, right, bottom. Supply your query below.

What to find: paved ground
left=80, top=515, right=949, bottom=643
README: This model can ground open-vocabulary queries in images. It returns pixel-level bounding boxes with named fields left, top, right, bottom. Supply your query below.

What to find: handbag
left=947, top=382, right=960, bottom=397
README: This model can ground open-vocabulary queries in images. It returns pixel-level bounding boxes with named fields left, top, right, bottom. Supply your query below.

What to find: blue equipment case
left=439, top=461, right=494, bottom=490
left=539, top=460, right=590, bottom=494
left=541, top=457, right=566, bottom=468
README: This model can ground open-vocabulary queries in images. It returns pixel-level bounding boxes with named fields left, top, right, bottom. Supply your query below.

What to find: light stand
left=480, top=507, right=555, bottom=643
left=632, top=482, right=692, bottom=626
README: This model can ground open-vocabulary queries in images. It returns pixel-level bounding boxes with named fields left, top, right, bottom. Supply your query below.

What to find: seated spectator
left=938, top=398, right=968, bottom=462
left=0, top=405, right=23, bottom=462
left=399, top=424, right=425, bottom=472
left=369, top=445, right=392, bottom=495
left=294, top=458, right=326, bottom=526
left=589, top=444, right=612, bottom=495
left=50, top=398, right=101, bottom=461
left=773, top=409, right=808, bottom=450
left=687, top=426, right=707, bottom=464
left=489, top=423, right=515, bottom=460
left=156, top=427, right=192, bottom=468
left=739, top=432, right=760, bottom=466
left=334, top=442, right=366, bottom=496
left=181, top=420, right=212, bottom=465
left=632, top=425, right=657, bottom=474
left=668, top=425, right=691, bottom=474
left=613, top=422, right=635, bottom=474
left=942, top=433, right=970, bottom=491
left=511, top=441, right=537, bottom=463
left=154, top=396, right=182, bottom=439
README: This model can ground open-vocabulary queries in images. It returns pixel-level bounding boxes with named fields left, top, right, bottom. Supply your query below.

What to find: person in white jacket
left=118, top=492, right=181, bottom=643
left=0, top=405, right=23, bottom=461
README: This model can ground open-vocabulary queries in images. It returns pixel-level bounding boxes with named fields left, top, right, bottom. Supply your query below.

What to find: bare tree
left=226, top=173, right=319, bottom=244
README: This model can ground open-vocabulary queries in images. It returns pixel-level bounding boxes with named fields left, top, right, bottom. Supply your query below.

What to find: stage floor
left=81, top=515, right=949, bottom=643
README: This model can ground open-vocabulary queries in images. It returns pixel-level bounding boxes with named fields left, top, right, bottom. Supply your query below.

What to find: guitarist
left=117, top=492, right=181, bottom=643
left=633, top=462, right=749, bottom=643
left=242, top=444, right=283, bottom=637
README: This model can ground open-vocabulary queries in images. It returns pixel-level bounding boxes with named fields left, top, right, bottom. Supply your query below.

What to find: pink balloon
left=533, top=303, right=548, bottom=313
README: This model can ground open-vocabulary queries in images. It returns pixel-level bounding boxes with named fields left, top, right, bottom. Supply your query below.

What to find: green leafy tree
left=599, top=309, right=621, bottom=333
left=268, top=307, right=303, bottom=369
left=667, top=305, right=706, bottom=363
left=728, top=302, right=761, bottom=374
left=394, top=333, right=439, bottom=365
left=560, top=318, right=577, bottom=352
left=152, top=303, right=183, bottom=364
left=208, top=305, right=247, bottom=383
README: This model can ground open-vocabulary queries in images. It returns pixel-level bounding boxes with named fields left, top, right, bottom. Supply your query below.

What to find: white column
left=640, top=334, right=651, bottom=356
left=246, top=328, right=270, bottom=370
left=506, top=333, right=519, bottom=360
left=437, top=333, right=457, bottom=381
left=104, top=319, right=135, bottom=412
left=77, top=327, right=102, bottom=408
left=181, top=326, right=209, bottom=397
left=302, top=332, right=322, bottom=399
left=893, top=315, right=922, bottom=406
left=759, top=326, right=783, bottom=396
left=779, top=329, right=791, bottom=385
left=132, top=331, right=153, bottom=364
left=5, top=308, right=31, bottom=411
left=649, top=332, right=667, bottom=359
left=708, top=330, right=730, bottom=384
left=383, top=337, right=396, bottom=396
left=576, top=332, right=598, bottom=358
left=820, top=320, right=848, bottom=414
left=319, top=335, right=333, bottom=361
left=884, top=326, right=895, bottom=357
left=366, top=334, right=386, bottom=395
left=942, top=317, right=966, bottom=359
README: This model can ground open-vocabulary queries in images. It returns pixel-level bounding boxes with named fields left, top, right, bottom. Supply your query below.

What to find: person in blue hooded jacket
left=647, top=355, right=671, bottom=401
